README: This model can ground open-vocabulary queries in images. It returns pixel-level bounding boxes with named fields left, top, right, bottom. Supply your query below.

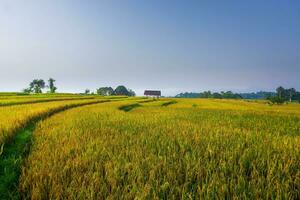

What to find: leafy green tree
left=22, top=88, right=32, bottom=94
left=128, top=89, right=136, bottom=97
left=267, top=96, right=285, bottom=104
left=276, top=86, right=286, bottom=99
left=212, top=92, right=222, bottom=99
left=48, top=78, right=57, bottom=93
left=223, top=91, right=233, bottom=98
left=202, top=91, right=212, bottom=98
left=85, top=89, right=90, bottom=95
left=287, top=88, right=296, bottom=102
left=114, top=85, right=129, bottom=96
left=274, top=86, right=298, bottom=102
left=29, top=79, right=45, bottom=93
left=294, top=92, right=300, bottom=102
left=97, top=87, right=114, bottom=96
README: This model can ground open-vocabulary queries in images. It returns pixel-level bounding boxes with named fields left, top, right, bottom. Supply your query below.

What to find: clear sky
left=0, top=0, right=299, bottom=96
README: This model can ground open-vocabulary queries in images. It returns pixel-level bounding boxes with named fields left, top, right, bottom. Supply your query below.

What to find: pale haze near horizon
left=0, top=1, right=299, bottom=96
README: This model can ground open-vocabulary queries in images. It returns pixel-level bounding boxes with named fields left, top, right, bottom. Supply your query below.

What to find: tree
left=22, top=88, right=32, bottom=94
left=85, top=89, right=90, bottom=95
left=223, top=91, right=233, bottom=99
left=294, top=92, right=300, bottom=102
left=128, top=89, right=136, bottom=97
left=114, top=85, right=129, bottom=96
left=287, top=88, right=296, bottom=102
left=276, top=86, right=285, bottom=99
left=97, top=87, right=114, bottom=96
left=274, top=86, right=297, bottom=102
left=269, top=86, right=298, bottom=104
left=267, top=96, right=285, bottom=105
left=48, top=78, right=57, bottom=93
left=212, top=92, right=222, bottom=99
left=201, top=91, right=212, bottom=98
left=29, top=79, right=45, bottom=93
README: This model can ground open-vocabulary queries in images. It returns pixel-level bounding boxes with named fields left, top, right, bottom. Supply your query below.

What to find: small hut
left=144, top=90, right=161, bottom=98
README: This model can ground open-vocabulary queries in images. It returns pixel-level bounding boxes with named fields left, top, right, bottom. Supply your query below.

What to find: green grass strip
left=119, top=103, right=141, bottom=112
left=161, top=100, right=177, bottom=107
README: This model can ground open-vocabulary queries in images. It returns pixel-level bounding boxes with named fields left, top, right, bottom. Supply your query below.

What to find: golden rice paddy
left=1, top=97, right=296, bottom=199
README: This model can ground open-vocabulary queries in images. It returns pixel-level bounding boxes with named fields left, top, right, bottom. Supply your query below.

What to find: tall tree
left=276, top=86, right=285, bottom=99
left=287, top=88, right=296, bottom=102
left=114, top=85, right=129, bottom=96
left=29, top=79, right=45, bottom=93
left=48, top=78, right=57, bottom=93
left=85, top=89, right=90, bottom=95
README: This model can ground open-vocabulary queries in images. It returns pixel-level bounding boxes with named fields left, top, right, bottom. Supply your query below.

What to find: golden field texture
left=0, top=93, right=81, bottom=100
left=0, top=96, right=97, bottom=107
left=0, top=98, right=108, bottom=148
left=18, top=99, right=300, bottom=199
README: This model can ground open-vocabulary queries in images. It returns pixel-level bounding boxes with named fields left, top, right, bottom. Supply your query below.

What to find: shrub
left=267, top=96, right=285, bottom=104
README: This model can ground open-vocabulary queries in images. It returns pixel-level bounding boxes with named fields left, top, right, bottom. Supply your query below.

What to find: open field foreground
left=0, top=95, right=300, bottom=199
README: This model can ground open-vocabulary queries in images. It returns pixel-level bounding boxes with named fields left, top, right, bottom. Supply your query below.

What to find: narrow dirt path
left=0, top=100, right=109, bottom=199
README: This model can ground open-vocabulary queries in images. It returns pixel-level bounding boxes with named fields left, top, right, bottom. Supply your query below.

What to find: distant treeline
left=175, top=91, right=243, bottom=99
left=175, top=88, right=300, bottom=102
left=175, top=86, right=300, bottom=104
left=20, top=79, right=136, bottom=97
left=239, top=91, right=276, bottom=99
left=268, top=87, right=300, bottom=104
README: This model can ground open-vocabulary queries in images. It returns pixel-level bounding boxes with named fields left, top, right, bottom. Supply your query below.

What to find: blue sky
left=0, top=0, right=299, bottom=95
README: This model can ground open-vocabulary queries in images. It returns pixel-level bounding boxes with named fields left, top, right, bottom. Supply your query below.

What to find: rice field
left=0, top=98, right=108, bottom=147
left=0, top=95, right=300, bottom=199
left=0, top=96, right=99, bottom=107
